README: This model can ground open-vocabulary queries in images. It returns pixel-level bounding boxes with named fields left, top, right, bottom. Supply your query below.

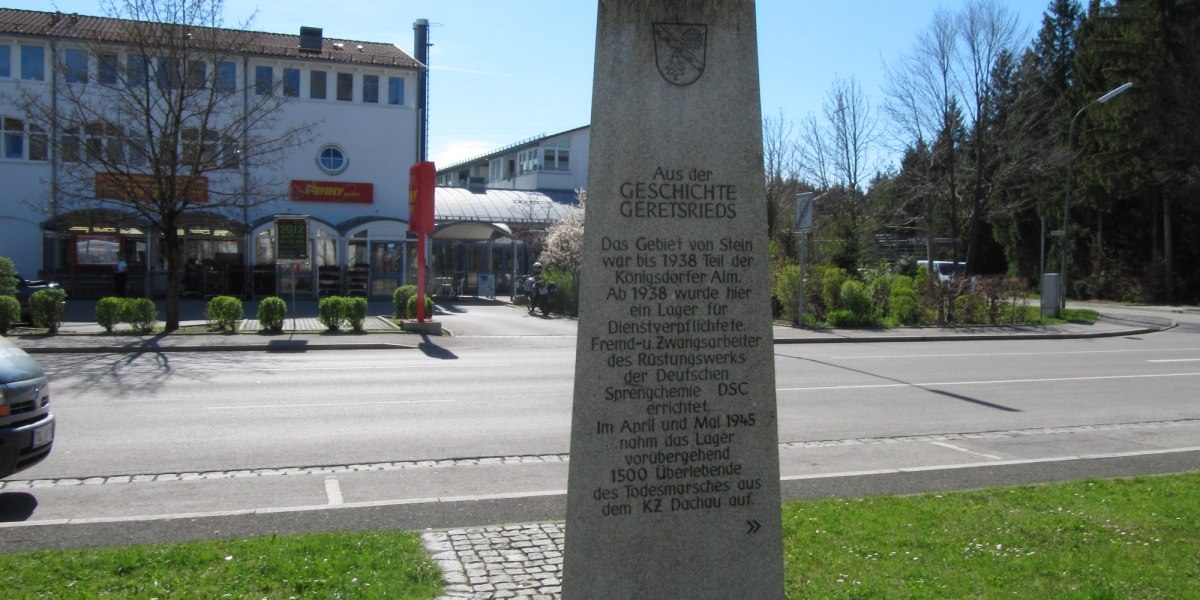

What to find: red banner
left=96, top=173, right=209, bottom=203
left=290, top=180, right=374, bottom=204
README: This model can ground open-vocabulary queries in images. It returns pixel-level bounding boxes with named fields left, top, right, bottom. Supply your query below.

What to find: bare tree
left=885, top=7, right=963, bottom=265
left=958, top=0, right=1023, bottom=273
left=797, top=111, right=832, bottom=193
left=13, top=0, right=314, bottom=330
left=824, top=75, right=880, bottom=192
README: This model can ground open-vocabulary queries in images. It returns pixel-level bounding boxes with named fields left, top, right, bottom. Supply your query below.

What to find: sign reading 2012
left=276, top=217, right=309, bottom=262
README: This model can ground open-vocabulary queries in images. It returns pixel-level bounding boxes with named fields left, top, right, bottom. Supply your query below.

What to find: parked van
left=917, top=260, right=966, bottom=282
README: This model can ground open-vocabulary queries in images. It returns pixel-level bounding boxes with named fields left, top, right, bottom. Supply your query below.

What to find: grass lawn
left=783, top=472, right=1200, bottom=598
left=2, top=473, right=1196, bottom=598
left=0, top=531, right=443, bottom=599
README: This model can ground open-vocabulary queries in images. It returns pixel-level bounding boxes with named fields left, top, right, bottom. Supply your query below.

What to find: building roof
left=438, top=125, right=590, bottom=173
left=435, top=187, right=578, bottom=225
left=0, top=8, right=421, bottom=69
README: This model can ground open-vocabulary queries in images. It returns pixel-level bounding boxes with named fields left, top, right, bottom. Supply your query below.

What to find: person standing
left=114, top=258, right=128, bottom=297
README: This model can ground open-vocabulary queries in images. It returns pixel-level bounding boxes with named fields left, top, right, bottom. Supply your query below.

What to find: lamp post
left=1060, top=81, right=1132, bottom=310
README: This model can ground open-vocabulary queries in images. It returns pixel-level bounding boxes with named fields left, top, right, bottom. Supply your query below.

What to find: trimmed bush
left=30, top=288, right=67, bottom=333
left=0, top=257, right=17, bottom=297
left=406, top=294, right=435, bottom=320
left=0, top=295, right=18, bottom=334
left=257, top=296, right=287, bottom=333
left=318, top=296, right=347, bottom=331
left=96, top=297, right=125, bottom=332
left=392, top=285, right=418, bottom=318
left=345, top=297, right=368, bottom=332
left=206, top=296, right=243, bottom=331
left=125, top=298, right=158, bottom=333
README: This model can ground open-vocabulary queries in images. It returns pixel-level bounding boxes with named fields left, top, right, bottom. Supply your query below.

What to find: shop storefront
left=42, top=209, right=246, bottom=298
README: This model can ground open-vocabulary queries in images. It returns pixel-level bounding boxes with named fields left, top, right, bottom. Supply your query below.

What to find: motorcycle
left=525, top=276, right=558, bottom=316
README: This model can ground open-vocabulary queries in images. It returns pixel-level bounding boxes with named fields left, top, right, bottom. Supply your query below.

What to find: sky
left=21, top=0, right=1056, bottom=172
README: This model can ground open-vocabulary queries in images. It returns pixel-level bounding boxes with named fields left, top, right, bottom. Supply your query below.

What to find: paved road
left=2, top=302, right=1198, bottom=554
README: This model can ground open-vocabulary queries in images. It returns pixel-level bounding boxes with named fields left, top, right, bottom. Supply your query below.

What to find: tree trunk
left=163, top=226, right=183, bottom=332
left=1163, top=193, right=1173, bottom=304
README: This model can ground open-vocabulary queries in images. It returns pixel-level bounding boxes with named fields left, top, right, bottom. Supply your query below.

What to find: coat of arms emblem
left=653, top=23, right=707, bottom=86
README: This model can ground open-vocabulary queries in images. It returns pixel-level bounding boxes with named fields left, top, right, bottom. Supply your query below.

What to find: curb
left=22, top=341, right=420, bottom=354
left=14, top=317, right=1176, bottom=354
left=773, top=325, right=1170, bottom=344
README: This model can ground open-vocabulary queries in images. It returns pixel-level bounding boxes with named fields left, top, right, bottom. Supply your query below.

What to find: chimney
left=414, top=19, right=430, bottom=163
left=299, top=26, right=323, bottom=52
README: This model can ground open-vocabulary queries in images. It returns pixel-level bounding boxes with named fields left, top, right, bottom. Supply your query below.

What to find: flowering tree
left=538, top=189, right=585, bottom=273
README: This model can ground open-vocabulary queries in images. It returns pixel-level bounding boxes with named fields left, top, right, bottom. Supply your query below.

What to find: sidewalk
left=6, top=297, right=1176, bottom=354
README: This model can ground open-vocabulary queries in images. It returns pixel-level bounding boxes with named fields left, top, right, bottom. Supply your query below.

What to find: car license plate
left=32, top=422, right=53, bottom=448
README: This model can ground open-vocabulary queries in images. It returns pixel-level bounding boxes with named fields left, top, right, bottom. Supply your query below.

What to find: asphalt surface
left=1, top=297, right=1197, bottom=598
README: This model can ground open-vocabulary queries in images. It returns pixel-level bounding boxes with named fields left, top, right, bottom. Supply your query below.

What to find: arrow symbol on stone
left=746, top=520, right=761, bottom=534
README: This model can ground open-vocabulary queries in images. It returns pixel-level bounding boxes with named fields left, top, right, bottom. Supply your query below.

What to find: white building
left=432, top=127, right=587, bottom=296
left=0, top=8, right=424, bottom=299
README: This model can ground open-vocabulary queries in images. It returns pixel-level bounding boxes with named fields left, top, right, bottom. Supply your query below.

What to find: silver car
left=0, top=336, right=54, bottom=478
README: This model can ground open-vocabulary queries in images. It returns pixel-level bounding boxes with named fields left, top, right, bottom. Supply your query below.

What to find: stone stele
left=563, top=1, right=784, bottom=598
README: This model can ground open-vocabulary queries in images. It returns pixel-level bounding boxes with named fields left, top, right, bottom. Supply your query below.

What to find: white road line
left=5, top=447, right=1198, bottom=530
left=929, top=441, right=1003, bottom=461
left=158, top=363, right=514, bottom=374
left=324, top=477, right=344, bottom=505
left=205, top=399, right=456, bottom=410
left=778, top=371, right=1200, bottom=392
left=828, top=348, right=1200, bottom=360
left=1147, top=358, right=1200, bottom=363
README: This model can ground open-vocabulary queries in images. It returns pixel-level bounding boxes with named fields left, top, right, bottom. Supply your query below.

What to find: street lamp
left=1060, top=81, right=1133, bottom=310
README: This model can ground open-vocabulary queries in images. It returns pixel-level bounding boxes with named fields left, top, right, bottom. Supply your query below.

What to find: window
left=317, top=144, right=347, bottom=175
left=283, top=68, right=300, bottom=97
left=127, top=55, right=148, bottom=88
left=65, top=48, right=88, bottom=83
left=98, top=52, right=119, bottom=85
left=157, top=57, right=180, bottom=89
left=186, top=60, right=206, bottom=89
left=542, top=139, right=571, bottom=172
left=387, top=76, right=404, bottom=105
left=127, top=130, right=148, bottom=167
left=309, top=70, right=327, bottom=99
left=216, top=61, right=236, bottom=94
left=518, top=148, right=539, bottom=174
left=85, top=121, right=125, bottom=165
left=182, top=127, right=219, bottom=166
left=3, top=117, right=46, bottom=161
left=489, top=158, right=503, bottom=181
left=255, top=65, right=273, bottom=95
left=219, top=136, right=240, bottom=169
left=61, top=127, right=81, bottom=163
left=21, top=45, right=45, bottom=81
left=0, top=46, right=9, bottom=78
left=362, top=74, right=379, bottom=103
left=336, top=72, right=353, bottom=101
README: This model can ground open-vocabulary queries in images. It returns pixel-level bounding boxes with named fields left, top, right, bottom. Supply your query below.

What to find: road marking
left=1147, top=358, right=1200, bottom=363
left=324, top=477, right=344, bottom=505
left=5, top=447, right=1199, bottom=530
left=205, top=399, right=456, bottom=410
left=778, top=371, right=1200, bottom=392
left=929, top=441, right=1003, bottom=461
left=827, top=348, right=1200, bottom=360
left=780, top=446, right=1200, bottom=480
